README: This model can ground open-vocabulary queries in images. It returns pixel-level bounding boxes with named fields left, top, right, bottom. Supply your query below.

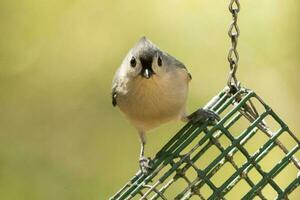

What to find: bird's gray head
left=120, top=37, right=170, bottom=79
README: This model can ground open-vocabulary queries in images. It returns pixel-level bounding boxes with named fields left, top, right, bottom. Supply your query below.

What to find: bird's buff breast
left=117, top=71, right=189, bottom=131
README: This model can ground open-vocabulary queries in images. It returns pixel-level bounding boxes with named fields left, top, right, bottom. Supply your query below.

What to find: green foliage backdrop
left=0, top=1, right=299, bottom=199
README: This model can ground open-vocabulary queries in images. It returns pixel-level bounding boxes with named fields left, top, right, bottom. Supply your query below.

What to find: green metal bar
left=117, top=124, right=198, bottom=199
left=215, top=89, right=246, bottom=114
left=207, top=129, right=267, bottom=200
left=110, top=88, right=300, bottom=200
left=127, top=122, right=212, bottom=197
left=173, top=113, right=244, bottom=197
left=277, top=176, right=300, bottom=199
left=242, top=145, right=300, bottom=199
left=185, top=113, right=243, bottom=177
left=158, top=126, right=208, bottom=182
left=208, top=119, right=285, bottom=199
left=111, top=172, right=142, bottom=200
left=235, top=140, right=284, bottom=197
left=205, top=110, right=269, bottom=176
left=188, top=109, right=269, bottom=199
left=156, top=123, right=193, bottom=158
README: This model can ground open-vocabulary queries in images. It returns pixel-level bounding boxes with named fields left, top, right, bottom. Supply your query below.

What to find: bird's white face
left=120, top=38, right=169, bottom=81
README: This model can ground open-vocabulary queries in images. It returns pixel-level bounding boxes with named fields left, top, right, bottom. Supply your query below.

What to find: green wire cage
left=110, top=1, right=299, bottom=199
left=110, top=87, right=300, bottom=200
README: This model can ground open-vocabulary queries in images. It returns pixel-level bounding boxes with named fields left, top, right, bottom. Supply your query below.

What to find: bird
left=111, top=37, right=219, bottom=173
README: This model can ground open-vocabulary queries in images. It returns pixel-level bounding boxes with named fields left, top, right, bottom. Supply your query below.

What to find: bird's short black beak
left=141, top=68, right=153, bottom=79
left=140, top=56, right=154, bottom=79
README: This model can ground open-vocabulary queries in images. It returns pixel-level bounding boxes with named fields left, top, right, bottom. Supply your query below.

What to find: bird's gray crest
left=135, top=36, right=158, bottom=50
left=131, top=37, right=188, bottom=73
left=131, top=36, right=159, bottom=59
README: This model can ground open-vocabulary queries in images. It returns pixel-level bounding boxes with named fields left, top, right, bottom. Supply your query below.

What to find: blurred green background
left=0, top=0, right=299, bottom=199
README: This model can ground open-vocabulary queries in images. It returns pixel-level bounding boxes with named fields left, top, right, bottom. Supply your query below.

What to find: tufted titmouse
left=112, top=37, right=219, bottom=173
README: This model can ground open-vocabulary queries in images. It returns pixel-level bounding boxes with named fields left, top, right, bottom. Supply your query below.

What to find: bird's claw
left=139, top=156, right=153, bottom=174
left=187, top=108, right=220, bottom=125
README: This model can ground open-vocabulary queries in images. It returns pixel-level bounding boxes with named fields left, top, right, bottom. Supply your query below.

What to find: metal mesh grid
left=110, top=87, right=300, bottom=200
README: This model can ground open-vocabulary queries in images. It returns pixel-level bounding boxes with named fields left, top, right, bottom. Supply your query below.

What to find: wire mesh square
left=110, top=87, right=300, bottom=200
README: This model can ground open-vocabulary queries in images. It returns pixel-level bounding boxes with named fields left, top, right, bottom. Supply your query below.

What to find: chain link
left=227, top=0, right=241, bottom=91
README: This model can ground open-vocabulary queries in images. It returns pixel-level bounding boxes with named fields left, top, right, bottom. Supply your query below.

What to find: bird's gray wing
left=164, top=52, right=192, bottom=80
left=111, top=74, right=119, bottom=107
left=112, top=87, right=117, bottom=107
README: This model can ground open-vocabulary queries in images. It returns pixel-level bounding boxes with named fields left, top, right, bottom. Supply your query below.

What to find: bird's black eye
left=157, top=56, right=162, bottom=67
left=130, top=57, right=136, bottom=67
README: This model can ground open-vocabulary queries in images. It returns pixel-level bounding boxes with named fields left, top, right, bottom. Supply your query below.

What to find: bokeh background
left=0, top=0, right=299, bottom=199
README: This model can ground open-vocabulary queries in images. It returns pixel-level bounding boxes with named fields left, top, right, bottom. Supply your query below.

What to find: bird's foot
left=187, top=108, right=220, bottom=125
left=139, top=156, right=153, bottom=174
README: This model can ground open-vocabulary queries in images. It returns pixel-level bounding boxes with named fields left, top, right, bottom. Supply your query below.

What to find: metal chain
left=227, top=0, right=241, bottom=91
